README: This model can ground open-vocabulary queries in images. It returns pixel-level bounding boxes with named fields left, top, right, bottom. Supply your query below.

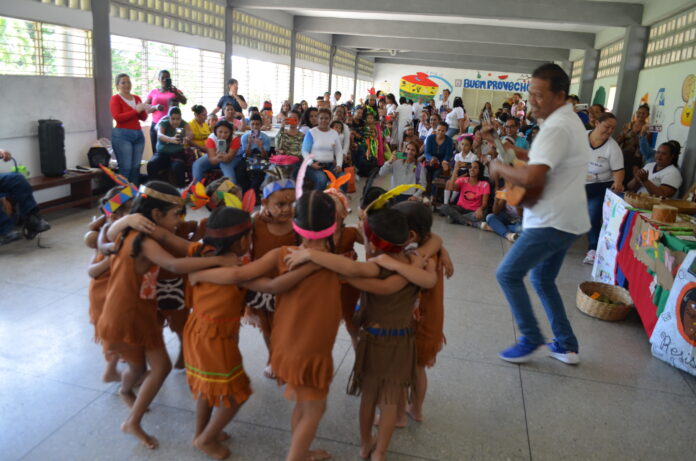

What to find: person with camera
left=192, top=120, right=242, bottom=184
left=145, top=70, right=187, bottom=154
left=147, top=107, right=192, bottom=189
left=302, top=108, right=344, bottom=190
left=110, top=73, right=156, bottom=185
left=0, top=149, right=50, bottom=245
left=275, top=110, right=304, bottom=160
left=237, top=114, right=271, bottom=195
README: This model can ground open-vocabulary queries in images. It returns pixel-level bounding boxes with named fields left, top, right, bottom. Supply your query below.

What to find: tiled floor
left=2, top=190, right=695, bottom=461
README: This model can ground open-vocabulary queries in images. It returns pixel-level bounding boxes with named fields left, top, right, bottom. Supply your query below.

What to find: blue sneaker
left=547, top=341, right=580, bottom=365
left=498, top=338, right=546, bottom=363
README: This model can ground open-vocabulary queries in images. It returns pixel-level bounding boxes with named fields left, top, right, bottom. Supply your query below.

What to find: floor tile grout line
left=19, top=389, right=109, bottom=461
left=678, top=372, right=696, bottom=397
left=520, top=366, right=696, bottom=399
left=517, top=366, right=534, bottom=461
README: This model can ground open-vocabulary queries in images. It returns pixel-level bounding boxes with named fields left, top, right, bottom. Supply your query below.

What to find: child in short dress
left=244, top=177, right=296, bottom=379
left=325, top=187, right=364, bottom=348
left=284, top=207, right=437, bottom=461
left=392, top=201, right=453, bottom=423
left=190, top=191, right=341, bottom=461
left=96, top=181, right=239, bottom=450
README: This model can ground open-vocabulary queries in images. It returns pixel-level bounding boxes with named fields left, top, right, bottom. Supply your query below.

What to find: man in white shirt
left=412, top=97, right=424, bottom=130
left=330, top=90, right=342, bottom=108
left=489, top=64, right=590, bottom=365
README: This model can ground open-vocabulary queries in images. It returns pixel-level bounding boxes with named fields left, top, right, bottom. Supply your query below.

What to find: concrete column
left=352, top=55, right=359, bottom=106
left=224, top=4, right=234, bottom=90
left=578, top=48, right=599, bottom=104
left=328, top=45, right=336, bottom=93
left=680, top=119, right=696, bottom=196
left=91, top=0, right=112, bottom=139
left=614, top=25, right=649, bottom=124
left=289, top=28, right=297, bottom=103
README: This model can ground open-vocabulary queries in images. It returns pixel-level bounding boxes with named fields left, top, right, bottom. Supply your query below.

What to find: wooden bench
left=29, top=170, right=102, bottom=214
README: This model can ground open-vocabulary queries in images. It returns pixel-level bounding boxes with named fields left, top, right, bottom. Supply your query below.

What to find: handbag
left=88, top=147, right=111, bottom=168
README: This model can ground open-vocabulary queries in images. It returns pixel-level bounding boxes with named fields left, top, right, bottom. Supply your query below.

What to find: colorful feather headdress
left=364, top=184, right=425, bottom=212
left=182, top=179, right=255, bottom=212
left=98, top=165, right=138, bottom=217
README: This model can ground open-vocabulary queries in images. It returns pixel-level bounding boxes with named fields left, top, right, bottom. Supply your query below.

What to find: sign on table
left=592, top=190, right=630, bottom=284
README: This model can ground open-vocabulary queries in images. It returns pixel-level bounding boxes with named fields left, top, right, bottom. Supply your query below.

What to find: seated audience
left=222, top=103, right=247, bottom=132
left=191, top=120, right=241, bottom=183
left=626, top=140, right=682, bottom=198
left=378, top=141, right=426, bottom=202
left=0, top=149, right=50, bottom=244
left=418, top=111, right=431, bottom=140
left=423, top=121, right=454, bottom=201
left=485, top=189, right=522, bottom=242
left=618, top=117, right=647, bottom=185
left=502, top=117, right=529, bottom=149
left=445, top=96, right=469, bottom=138
left=584, top=112, right=624, bottom=265
left=299, top=107, right=318, bottom=135
left=275, top=110, right=304, bottom=161
left=188, top=104, right=211, bottom=150
left=440, top=160, right=490, bottom=227
left=147, top=107, right=192, bottom=188
left=277, top=100, right=291, bottom=124
left=302, top=108, right=344, bottom=190
left=237, top=114, right=271, bottom=195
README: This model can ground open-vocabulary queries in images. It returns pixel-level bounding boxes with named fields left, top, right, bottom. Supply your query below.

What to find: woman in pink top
left=440, top=160, right=490, bottom=227
left=110, top=73, right=156, bottom=184
left=145, top=70, right=187, bottom=155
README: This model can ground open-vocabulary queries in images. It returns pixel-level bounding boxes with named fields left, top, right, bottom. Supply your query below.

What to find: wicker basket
left=623, top=192, right=661, bottom=210
left=662, top=199, right=696, bottom=215
left=576, top=281, right=633, bottom=321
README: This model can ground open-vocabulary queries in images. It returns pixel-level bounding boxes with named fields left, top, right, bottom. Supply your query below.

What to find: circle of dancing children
left=87, top=161, right=452, bottom=461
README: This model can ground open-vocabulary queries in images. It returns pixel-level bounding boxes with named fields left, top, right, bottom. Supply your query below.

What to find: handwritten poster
left=592, top=190, right=629, bottom=284
left=650, top=251, right=696, bottom=376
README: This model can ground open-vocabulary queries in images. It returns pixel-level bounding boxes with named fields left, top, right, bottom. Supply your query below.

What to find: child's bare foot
left=373, top=413, right=406, bottom=428
left=193, top=437, right=230, bottom=459
left=217, top=431, right=231, bottom=442
left=263, top=365, right=275, bottom=379
left=406, top=404, right=423, bottom=422
left=370, top=450, right=386, bottom=461
left=103, top=369, right=121, bottom=383
left=121, top=419, right=158, bottom=449
left=119, top=388, right=137, bottom=408
left=308, top=448, right=331, bottom=460
left=359, top=436, right=376, bottom=459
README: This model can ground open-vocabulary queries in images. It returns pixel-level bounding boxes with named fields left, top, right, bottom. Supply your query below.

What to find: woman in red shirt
left=440, top=160, right=490, bottom=227
left=110, top=73, right=155, bottom=184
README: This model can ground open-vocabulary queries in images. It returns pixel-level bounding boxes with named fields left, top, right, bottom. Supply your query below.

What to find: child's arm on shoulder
left=150, top=227, right=196, bottom=257
left=189, top=248, right=280, bottom=286
left=416, top=233, right=443, bottom=259
left=370, top=254, right=437, bottom=289
left=97, top=223, right=117, bottom=254
left=346, top=273, right=408, bottom=295
left=106, top=214, right=156, bottom=241
left=87, top=254, right=111, bottom=279
left=241, top=263, right=321, bottom=294
left=140, top=237, right=237, bottom=274
left=284, top=248, right=380, bottom=278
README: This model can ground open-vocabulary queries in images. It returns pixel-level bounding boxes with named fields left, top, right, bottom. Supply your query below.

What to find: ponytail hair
left=293, top=190, right=336, bottom=252
left=191, top=104, right=206, bottom=115
left=662, top=140, right=681, bottom=166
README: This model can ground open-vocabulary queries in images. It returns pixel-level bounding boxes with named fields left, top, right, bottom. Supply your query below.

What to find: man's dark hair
left=532, top=63, right=570, bottom=98
left=568, top=94, right=580, bottom=103
left=249, top=113, right=262, bottom=123
left=334, top=91, right=341, bottom=96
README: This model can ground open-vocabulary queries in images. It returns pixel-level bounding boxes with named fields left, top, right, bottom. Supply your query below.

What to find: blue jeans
left=495, top=227, right=579, bottom=352
left=192, top=154, right=241, bottom=184
left=585, top=181, right=612, bottom=251
left=446, top=127, right=459, bottom=138
left=0, top=172, right=39, bottom=234
left=111, top=127, right=145, bottom=185
left=486, top=211, right=522, bottom=238
left=305, top=163, right=345, bottom=191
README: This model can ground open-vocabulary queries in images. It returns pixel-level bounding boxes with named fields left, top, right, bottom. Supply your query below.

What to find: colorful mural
left=397, top=72, right=454, bottom=102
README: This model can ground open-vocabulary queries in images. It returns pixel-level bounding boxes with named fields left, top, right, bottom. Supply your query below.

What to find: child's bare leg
left=372, top=403, right=398, bottom=461
left=119, top=361, right=146, bottom=408
left=121, top=347, right=172, bottom=449
left=103, top=353, right=120, bottom=383
left=407, top=367, right=426, bottom=422
left=360, top=394, right=378, bottom=458
left=194, top=397, right=214, bottom=440
left=174, top=331, right=185, bottom=369
left=394, top=391, right=408, bottom=428
left=194, top=399, right=242, bottom=460
left=286, top=400, right=328, bottom=461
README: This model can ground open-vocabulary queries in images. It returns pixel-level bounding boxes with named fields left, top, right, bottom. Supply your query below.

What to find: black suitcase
left=38, top=119, right=66, bottom=177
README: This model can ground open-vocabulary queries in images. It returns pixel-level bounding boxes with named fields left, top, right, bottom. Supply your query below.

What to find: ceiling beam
left=364, top=51, right=550, bottom=68
left=373, top=57, right=541, bottom=74
left=230, top=0, right=642, bottom=27
left=341, top=36, right=568, bottom=61
left=296, top=17, right=595, bottom=49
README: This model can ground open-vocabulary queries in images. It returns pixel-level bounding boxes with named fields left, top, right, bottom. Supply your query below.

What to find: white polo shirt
left=637, top=163, right=682, bottom=198
left=523, top=103, right=591, bottom=235
left=586, top=132, right=624, bottom=184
